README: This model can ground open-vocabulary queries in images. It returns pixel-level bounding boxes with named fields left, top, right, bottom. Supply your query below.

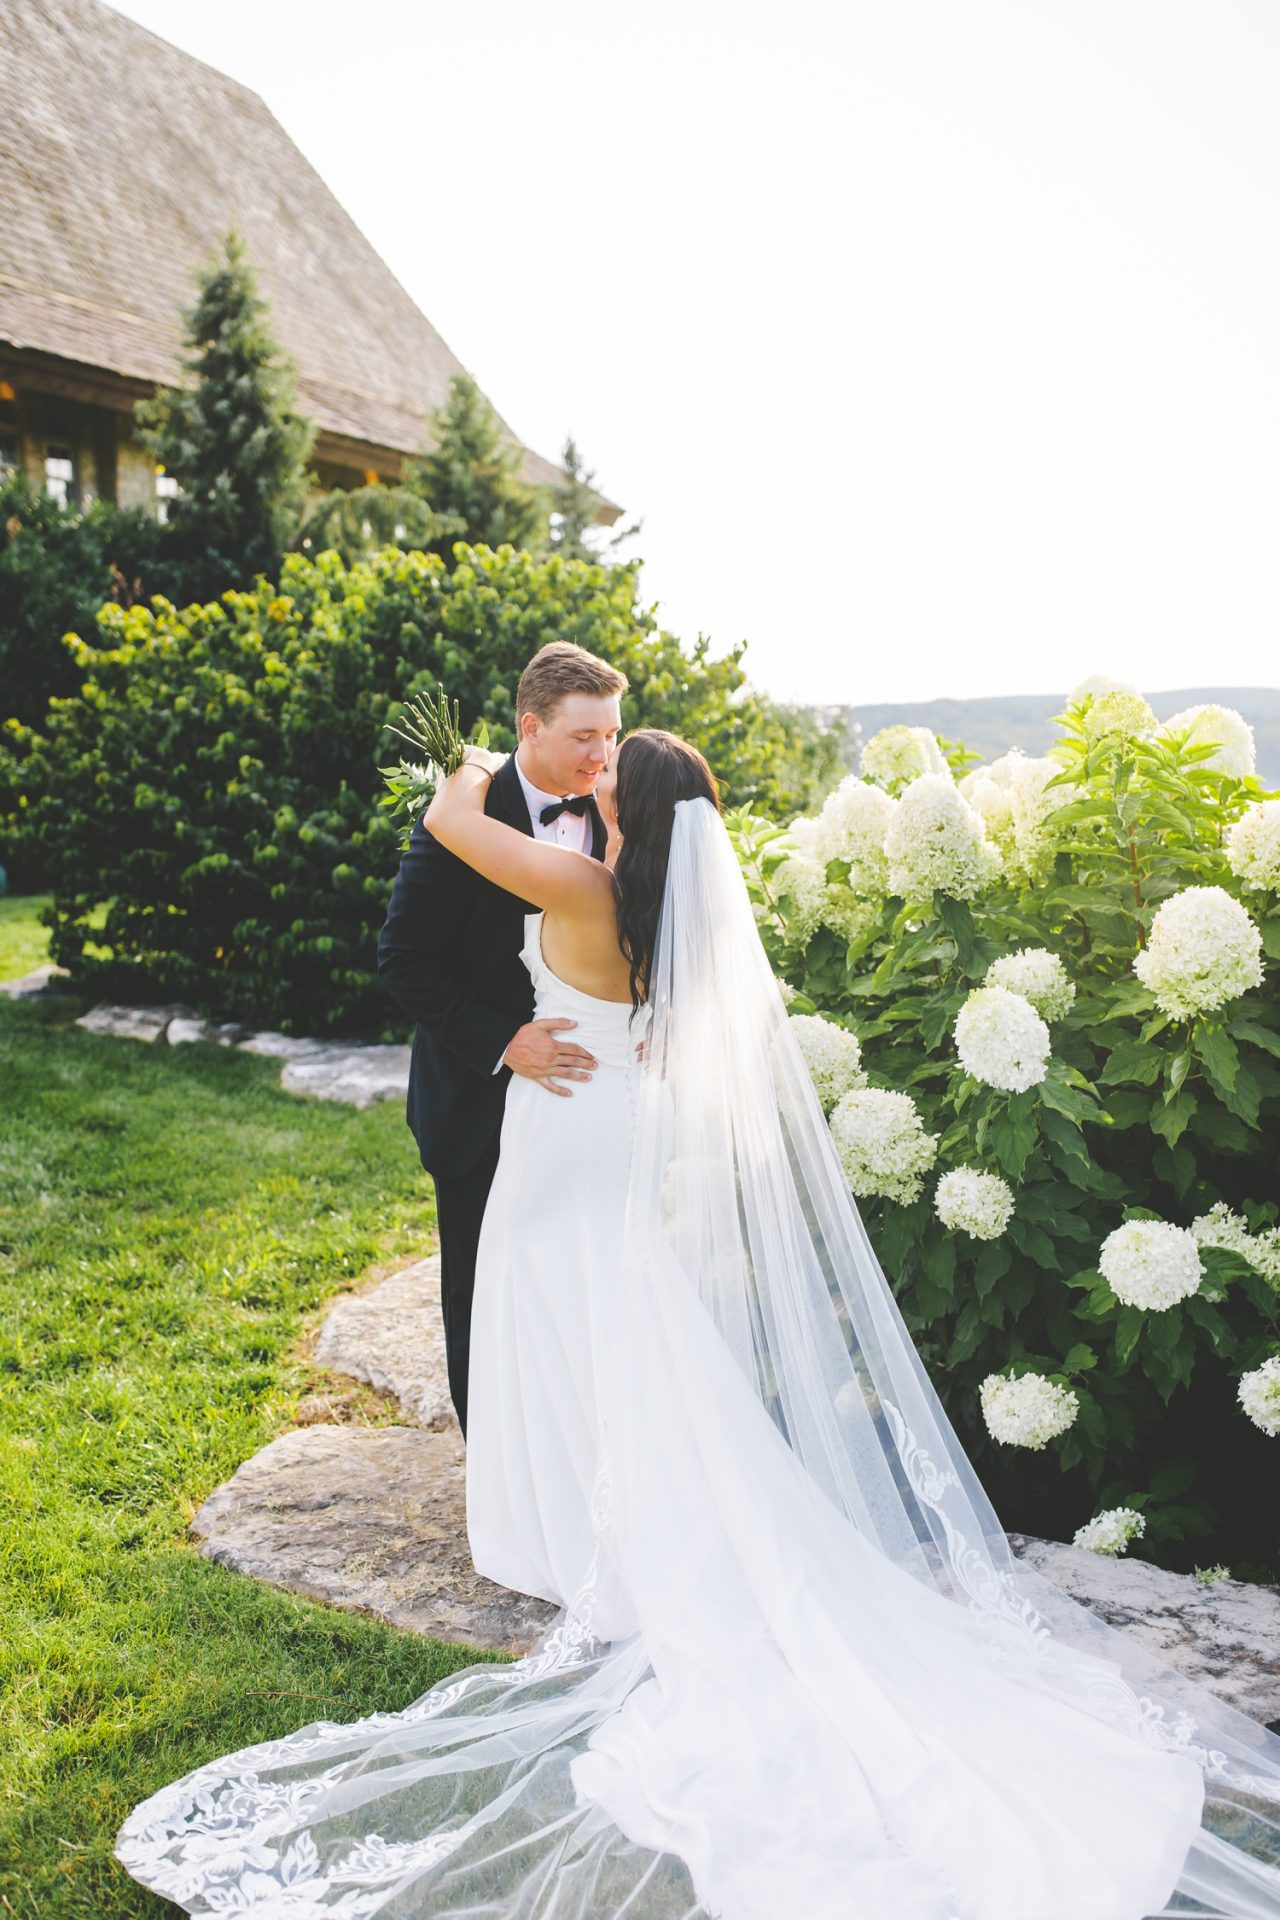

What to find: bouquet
left=378, top=687, right=490, bottom=851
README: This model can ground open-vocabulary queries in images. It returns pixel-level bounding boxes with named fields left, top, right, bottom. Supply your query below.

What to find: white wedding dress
left=116, top=804, right=1280, bottom=1919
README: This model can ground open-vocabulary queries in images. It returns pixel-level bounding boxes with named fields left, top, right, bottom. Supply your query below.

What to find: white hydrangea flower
left=1073, top=1507, right=1147, bottom=1555
left=785, top=812, right=823, bottom=852
left=812, top=777, right=896, bottom=894
left=1161, top=703, right=1256, bottom=780
left=822, top=888, right=883, bottom=947
left=884, top=774, right=1001, bottom=902
left=1069, top=674, right=1140, bottom=703
left=775, top=976, right=797, bottom=1007
left=1082, top=690, right=1157, bottom=740
left=1192, top=1203, right=1280, bottom=1287
left=1254, top=1229, right=1280, bottom=1288
left=1227, top=800, right=1280, bottom=892
left=1238, top=1357, right=1280, bottom=1437
left=984, top=948, right=1075, bottom=1022
left=980, top=1371, right=1079, bottom=1449
left=934, top=1167, right=1015, bottom=1240
left=828, top=1087, right=940, bottom=1206
left=1191, top=1202, right=1253, bottom=1260
left=789, top=1013, right=867, bottom=1112
left=958, top=767, right=1017, bottom=863
left=954, top=985, right=1051, bottom=1093
left=1133, top=885, right=1264, bottom=1018
left=1099, top=1220, right=1203, bottom=1311
left=860, top=725, right=949, bottom=791
left=774, top=850, right=828, bottom=941
left=961, top=753, right=1064, bottom=886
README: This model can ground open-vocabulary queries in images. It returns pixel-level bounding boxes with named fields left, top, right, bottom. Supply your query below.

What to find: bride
left=116, top=729, right=1280, bottom=1918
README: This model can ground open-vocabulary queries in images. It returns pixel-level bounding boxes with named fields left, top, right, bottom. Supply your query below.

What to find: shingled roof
left=0, top=0, right=619, bottom=516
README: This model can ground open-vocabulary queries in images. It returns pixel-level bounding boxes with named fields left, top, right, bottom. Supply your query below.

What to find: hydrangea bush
left=740, top=694, right=1280, bottom=1577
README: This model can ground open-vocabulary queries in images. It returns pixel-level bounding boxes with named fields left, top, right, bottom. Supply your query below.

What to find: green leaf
left=1061, top=1342, right=1098, bottom=1373
left=1226, top=1014, right=1280, bottom=1060
left=1099, top=1043, right=1163, bottom=1087
left=1196, top=1026, right=1239, bottom=1096
left=1113, top=1305, right=1146, bottom=1367
left=1150, top=1088, right=1195, bottom=1145
left=989, top=1097, right=1038, bottom=1180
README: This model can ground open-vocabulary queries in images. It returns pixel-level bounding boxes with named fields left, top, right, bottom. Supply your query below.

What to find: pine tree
left=547, top=435, right=600, bottom=560
left=136, top=228, right=315, bottom=596
left=295, top=483, right=465, bottom=568
left=549, top=434, right=642, bottom=564
left=405, top=373, right=546, bottom=558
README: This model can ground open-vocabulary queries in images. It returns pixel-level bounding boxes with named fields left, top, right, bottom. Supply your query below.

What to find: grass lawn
left=0, top=991, right=500, bottom=1917
left=0, top=893, right=55, bottom=982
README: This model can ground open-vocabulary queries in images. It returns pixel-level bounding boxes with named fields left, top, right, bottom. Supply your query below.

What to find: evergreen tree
left=405, top=373, right=546, bottom=557
left=136, top=228, right=315, bottom=597
left=295, top=483, right=465, bottom=568
left=548, top=435, right=599, bottom=560
left=549, top=434, right=642, bottom=563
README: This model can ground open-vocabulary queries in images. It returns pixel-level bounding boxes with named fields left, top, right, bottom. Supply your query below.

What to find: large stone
left=190, top=1423, right=555, bottom=1655
left=0, top=961, right=71, bottom=999
left=236, top=1030, right=330, bottom=1061
left=314, top=1256, right=454, bottom=1430
left=76, top=1001, right=193, bottom=1041
left=1009, top=1532, right=1280, bottom=1723
left=281, top=1043, right=410, bottom=1108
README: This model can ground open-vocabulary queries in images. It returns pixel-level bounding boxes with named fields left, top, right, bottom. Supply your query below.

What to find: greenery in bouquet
left=378, top=685, right=489, bottom=851
left=731, top=683, right=1280, bottom=1578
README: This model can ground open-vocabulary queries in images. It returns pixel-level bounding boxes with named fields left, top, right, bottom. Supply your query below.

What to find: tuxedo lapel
left=489, top=754, right=534, bottom=837
left=589, top=796, right=607, bottom=863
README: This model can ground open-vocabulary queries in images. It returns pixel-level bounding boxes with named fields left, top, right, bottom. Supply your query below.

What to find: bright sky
left=112, top=0, right=1280, bottom=707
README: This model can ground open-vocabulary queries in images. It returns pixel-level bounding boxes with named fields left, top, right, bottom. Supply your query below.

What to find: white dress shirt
left=492, top=754, right=596, bottom=1072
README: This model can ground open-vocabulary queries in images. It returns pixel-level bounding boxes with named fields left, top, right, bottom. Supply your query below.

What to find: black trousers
left=432, top=1132, right=502, bottom=1440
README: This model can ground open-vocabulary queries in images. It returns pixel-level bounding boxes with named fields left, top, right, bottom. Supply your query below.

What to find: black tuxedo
left=376, top=755, right=607, bottom=1433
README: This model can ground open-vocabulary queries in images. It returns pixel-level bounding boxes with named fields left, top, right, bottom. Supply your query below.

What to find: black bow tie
left=540, top=794, right=597, bottom=826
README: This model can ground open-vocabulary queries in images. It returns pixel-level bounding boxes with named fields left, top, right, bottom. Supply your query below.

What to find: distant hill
left=836, top=688, right=1280, bottom=786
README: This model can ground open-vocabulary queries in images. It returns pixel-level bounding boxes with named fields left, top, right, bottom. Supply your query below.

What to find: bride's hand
left=460, top=746, right=507, bottom=777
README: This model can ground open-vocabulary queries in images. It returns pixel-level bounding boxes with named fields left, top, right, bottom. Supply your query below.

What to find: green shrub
left=5, top=544, right=839, bottom=1035
left=733, top=695, right=1280, bottom=1577
left=0, top=473, right=177, bottom=730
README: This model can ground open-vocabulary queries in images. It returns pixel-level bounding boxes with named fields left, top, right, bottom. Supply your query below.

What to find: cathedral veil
left=116, top=798, right=1280, bottom=1918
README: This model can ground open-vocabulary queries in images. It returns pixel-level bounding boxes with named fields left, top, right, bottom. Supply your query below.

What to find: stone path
left=190, top=1255, right=1280, bottom=1714
left=0, top=965, right=411, bottom=1109
left=69, top=997, right=410, bottom=1108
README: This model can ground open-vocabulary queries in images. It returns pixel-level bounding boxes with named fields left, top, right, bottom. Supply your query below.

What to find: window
left=154, top=469, right=180, bottom=525
left=45, top=445, right=75, bottom=508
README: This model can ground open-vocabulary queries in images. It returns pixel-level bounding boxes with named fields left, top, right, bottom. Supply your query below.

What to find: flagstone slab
left=1008, top=1532, right=1280, bottom=1723
left=280, top=1043, right=411, bottom=1109
left=68, top=997, right=411, bottom=1107
left=190, top=1422, right=555, bottom=1655
left=314, top=1256, right=453, bottom=1430
left=76, top=1001, right=193, bottom=1041
left=0, top=961, right=71, bottom=999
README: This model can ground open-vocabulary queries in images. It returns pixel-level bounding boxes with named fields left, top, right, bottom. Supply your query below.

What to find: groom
left=377, top=642, right=628, bottom=1438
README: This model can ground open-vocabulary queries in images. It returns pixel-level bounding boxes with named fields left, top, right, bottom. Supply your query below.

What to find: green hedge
left=3, top=543, right=838, bottom=1035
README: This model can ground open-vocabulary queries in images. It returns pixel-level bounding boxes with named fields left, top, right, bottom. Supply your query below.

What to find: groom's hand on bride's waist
left=503, top=1019, right=598, bottom=1097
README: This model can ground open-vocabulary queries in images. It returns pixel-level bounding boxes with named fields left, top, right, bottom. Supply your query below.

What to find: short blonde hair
left=515, top=642, right=628, bottom=723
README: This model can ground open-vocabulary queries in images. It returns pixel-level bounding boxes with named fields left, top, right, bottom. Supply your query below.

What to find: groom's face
left=519, top=692, right=621, bottom=797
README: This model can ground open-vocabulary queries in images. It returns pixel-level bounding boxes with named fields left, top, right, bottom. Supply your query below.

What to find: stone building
left=0, top=0, right=619, bottom=525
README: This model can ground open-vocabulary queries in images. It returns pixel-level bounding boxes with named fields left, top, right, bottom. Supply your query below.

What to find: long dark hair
left=613, top=729, right=720, bottom=1010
